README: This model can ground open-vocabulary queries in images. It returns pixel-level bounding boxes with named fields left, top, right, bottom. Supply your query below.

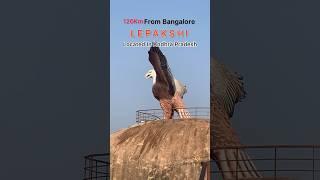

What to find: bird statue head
left=145, top=69, right=156, bottom=79
left=145, top=69, right=156, bottom=84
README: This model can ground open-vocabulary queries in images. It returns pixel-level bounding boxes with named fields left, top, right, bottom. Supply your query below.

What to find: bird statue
left=145, top=69, right=187, bottom=99
left=211, top=58, right=262, bottom=179
left=147, top=47, right=190, bottom=120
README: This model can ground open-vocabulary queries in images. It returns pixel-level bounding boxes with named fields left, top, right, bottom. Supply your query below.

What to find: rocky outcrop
left=110, top=119, right=210, bottom=180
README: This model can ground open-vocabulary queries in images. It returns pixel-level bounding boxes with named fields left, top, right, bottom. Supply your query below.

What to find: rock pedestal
left=110, top=119, right=210, bottom=180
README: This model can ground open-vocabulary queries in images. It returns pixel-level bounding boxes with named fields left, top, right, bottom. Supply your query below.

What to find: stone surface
left=110, top=119, right=210, bottom=180
left=226, top=178, right=295, bottom=180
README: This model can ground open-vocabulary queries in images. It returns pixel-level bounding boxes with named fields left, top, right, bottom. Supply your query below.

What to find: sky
left=110, top=0, right=210, bottom=132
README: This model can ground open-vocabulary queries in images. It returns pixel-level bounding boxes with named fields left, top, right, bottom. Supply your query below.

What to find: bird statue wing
left=151, top=47, right=176, bottom=96
left=211, top=58, right=246, bottom=118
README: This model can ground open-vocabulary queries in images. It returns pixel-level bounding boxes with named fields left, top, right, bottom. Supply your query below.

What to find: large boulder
left=110, top=119, right=210, bottom=180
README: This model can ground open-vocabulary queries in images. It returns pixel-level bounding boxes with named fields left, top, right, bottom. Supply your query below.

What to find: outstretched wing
left=150, top=47, right=176, bottom=96
left=211, top=58, right=246, bottom=117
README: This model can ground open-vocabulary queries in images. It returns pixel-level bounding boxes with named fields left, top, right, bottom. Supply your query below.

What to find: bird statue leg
left=172, top=92, right=191, bottom=119
left=211, top=99, right=262, bottom=179
left=159, top=98, right=174, bottom=121
left=214, top=149, right=262, bottom=179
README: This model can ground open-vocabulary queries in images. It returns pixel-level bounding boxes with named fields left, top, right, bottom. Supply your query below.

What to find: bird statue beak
left=145, top=73, right=150, bottom=79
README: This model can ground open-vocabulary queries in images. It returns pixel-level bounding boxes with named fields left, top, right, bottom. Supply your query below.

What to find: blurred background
left=0, top=0, right=108, bottom=179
